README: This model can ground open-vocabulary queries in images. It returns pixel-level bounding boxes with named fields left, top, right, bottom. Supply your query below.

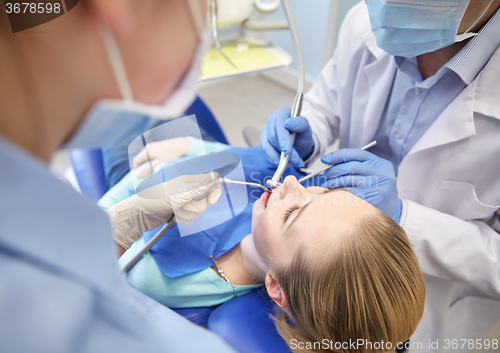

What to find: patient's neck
left=240, top=234, right=268, bottom=282
left=212, top=234, right=267, bottom=285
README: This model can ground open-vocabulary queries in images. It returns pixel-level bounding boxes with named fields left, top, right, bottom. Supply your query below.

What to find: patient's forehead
left=307, top=187, right=370, bottom=209
left=293, top=189, right=375, bottom=243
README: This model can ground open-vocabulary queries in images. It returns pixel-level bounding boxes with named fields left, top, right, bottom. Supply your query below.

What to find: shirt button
left=394, top=132, right=402, bottom=140
left=413, top=88, right=420, bottom=95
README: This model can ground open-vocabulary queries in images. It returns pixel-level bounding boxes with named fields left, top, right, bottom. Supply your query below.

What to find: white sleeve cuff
left=401, top=199, right=424, bottom=249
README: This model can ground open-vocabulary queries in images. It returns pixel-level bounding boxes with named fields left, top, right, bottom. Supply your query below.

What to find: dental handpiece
left=267, top=93, right=303, bottom=190
left=297, top=141, right=377, bottom=184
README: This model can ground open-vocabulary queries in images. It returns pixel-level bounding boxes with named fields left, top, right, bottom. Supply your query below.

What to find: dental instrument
left=220, top=177, right=272, bottom=193
left=267, top=0, right=306, bottom=190
left=297, top=141, right=378, bottom=184
left=210, top=0, right=238, bottom=69
left=121, top=217, right=177, bottom=273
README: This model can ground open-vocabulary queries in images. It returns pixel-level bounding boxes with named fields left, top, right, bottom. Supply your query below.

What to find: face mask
left=365, top=0, right=494, bottom=58
left=62, top=2, right=209, bottom=150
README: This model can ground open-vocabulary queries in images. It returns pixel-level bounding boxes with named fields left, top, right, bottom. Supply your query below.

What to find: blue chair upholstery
left=69, top=149, right=107, bottom=203
left=208, top=289, right=291, bottom=353
left=173, top=307, right=218, bottom=328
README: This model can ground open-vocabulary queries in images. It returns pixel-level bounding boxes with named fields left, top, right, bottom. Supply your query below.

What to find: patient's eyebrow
left=287, top=202, right=311, bottom=230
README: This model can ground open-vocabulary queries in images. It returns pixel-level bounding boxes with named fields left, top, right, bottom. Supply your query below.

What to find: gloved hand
left=108, top=172, right=222, bottom=250
left=320, top=149, right=402, bottom=223
left=260, top=106, right=314, bottom=169
left=132, top=137, right=191, bottom=177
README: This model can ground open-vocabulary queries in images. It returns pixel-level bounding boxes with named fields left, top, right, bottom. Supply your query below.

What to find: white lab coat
left=303, top=3, right=500, bottom=352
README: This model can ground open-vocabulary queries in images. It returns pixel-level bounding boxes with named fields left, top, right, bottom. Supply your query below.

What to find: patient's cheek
left=253, top=209, right=275, bottom=244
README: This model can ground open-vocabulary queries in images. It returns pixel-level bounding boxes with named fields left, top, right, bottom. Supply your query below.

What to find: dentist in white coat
left=262, top=0, right=500, bottom=352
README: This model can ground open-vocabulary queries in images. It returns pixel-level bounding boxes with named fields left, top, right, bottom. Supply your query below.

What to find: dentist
left=262, top=0, right=500, bottom=351
left=0, top=1, right=232, bottom=352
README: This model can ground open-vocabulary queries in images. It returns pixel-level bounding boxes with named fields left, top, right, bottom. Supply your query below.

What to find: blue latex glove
left=260, top=106, right=314, bottom=169
left=320, top=148, right=402, bottom=223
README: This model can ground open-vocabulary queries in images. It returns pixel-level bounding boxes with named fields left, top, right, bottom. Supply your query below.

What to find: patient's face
left=251, top=176, right=376, bottom=268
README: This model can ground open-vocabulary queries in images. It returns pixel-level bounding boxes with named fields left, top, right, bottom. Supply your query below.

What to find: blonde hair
left=273, top=210, right=425, bottom=353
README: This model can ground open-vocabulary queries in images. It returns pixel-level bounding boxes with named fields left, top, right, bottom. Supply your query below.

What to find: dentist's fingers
left=207, top=185, right=222, bottom=205
left=174, top=208, right=202, bottom=225
left=182, top=198, right=211, bottom=213
left=284, top=116, right=311, bottom=134
left=133, top=143, right=157, bottom=169
left=261, top=132, right=281, bottom=165
left=274, top=107, right=293, bottom=155
left=321, top=148, right=374, bottom=166
left=289, top=148, right=306, bottom=169
left=321, top=175, right=374, bottom=189
left=137, top=159, right=162, bottom=177
left=323, top=161, right=373, bottom=179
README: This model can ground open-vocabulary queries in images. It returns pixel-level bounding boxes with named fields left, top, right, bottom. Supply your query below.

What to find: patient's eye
left=322, top=187, right=336, bottom=194
left=283, top=205, right=300, bottom=223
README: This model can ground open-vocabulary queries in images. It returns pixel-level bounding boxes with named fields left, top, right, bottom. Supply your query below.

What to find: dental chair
left=69, top=96, right=291, bottom=353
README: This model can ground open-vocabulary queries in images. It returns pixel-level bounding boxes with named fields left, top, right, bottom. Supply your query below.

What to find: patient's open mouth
left=261, top=191, right=271, bottom=209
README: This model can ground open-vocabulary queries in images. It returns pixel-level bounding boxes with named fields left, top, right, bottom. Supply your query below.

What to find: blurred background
left=197, top=0, right=360, bottom=147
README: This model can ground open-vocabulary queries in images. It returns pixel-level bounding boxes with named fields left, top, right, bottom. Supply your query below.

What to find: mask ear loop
left=461, top=0, right=495, bottom=34
left=187, top=0, right=206, bottom=37
left=98, top=23, right=135, bottom=102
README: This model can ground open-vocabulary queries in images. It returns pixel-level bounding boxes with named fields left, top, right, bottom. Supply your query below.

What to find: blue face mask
left=365, top=0, right=491, bottom=58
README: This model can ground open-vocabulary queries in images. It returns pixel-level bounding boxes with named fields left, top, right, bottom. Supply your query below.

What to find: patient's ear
left=265, top=272, right=288, bottom=308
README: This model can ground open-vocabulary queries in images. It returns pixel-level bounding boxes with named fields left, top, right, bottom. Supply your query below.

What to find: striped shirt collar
left=395, top=8, right=500, bottom=85
left=448, top=8, right=500, bottom=84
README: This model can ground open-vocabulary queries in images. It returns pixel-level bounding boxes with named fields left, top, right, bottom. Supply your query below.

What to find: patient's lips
left=261, top=191, right=271, bottom=209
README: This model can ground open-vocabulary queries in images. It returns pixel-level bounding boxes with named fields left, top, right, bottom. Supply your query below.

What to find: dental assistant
left=0, top=1, right=233, bottom=352
left=262, top=0, right=500, bottom=351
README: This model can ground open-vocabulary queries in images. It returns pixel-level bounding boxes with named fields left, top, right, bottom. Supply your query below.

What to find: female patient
left=104, top=141, right=425, bottom=353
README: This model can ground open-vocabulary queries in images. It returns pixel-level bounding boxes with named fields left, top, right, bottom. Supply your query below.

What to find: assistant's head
left=251, top=176, right=425, bottom=353
left=0, top=0, right=206, bottom=160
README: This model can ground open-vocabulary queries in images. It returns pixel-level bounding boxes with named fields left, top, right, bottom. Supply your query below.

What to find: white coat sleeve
left=401, top=199, right=500, bottom=297
left=301, top=53, right=342, bottom=165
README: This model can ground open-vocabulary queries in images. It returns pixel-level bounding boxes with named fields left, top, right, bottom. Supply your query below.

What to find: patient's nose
left=280, top=176, right=306, bottom=199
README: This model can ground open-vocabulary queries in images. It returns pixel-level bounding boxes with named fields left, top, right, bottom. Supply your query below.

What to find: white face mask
left=62, top=1, right=209, bottom=150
